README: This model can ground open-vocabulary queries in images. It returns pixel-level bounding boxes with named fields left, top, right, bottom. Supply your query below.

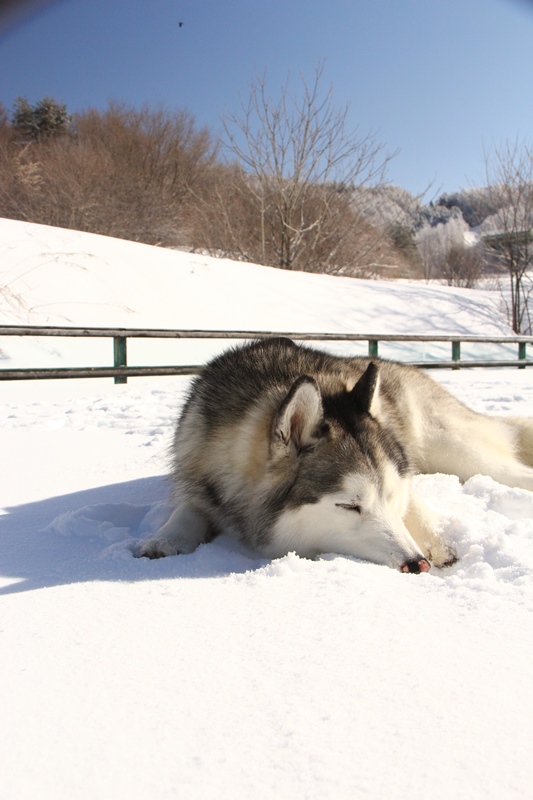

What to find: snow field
left=1, top=218, right=533, bottom=799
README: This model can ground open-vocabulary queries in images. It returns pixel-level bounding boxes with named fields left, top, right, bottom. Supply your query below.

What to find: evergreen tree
left=12, top=96, right=36, bottom=140
left=12, top=96, right=70, bottom=142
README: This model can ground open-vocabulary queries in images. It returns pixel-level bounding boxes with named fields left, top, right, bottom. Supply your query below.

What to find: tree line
left=0, top=97, right=216, bottom=248
left=0, top=69, right=421, bottom=278
left=0, top=67, right=531, bottom=331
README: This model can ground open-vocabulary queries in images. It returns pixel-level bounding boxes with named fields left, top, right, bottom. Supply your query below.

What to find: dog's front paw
left=429, top=543, right=458, bottom=570
left=137, top=538, right=181, bottom=559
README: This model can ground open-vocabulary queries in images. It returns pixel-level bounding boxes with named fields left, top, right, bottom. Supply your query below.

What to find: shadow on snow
left=0, top=475, right=266, bottom=596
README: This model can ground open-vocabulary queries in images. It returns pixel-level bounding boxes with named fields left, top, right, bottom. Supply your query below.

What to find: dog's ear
left=350, top=362, right=381, bottom=416
left=271, top=376, right=324, bottom=456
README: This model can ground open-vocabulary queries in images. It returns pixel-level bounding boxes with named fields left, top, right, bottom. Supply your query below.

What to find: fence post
left=113, top=336, right=127, bottom=384
left=368, top=339, right=378, bottom=358
left=518, top=341, right=526, bottom=369
left=452, top=340, right=461, bottom=370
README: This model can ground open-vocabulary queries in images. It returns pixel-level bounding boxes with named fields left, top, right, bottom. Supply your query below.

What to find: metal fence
left=1, top=325, right=532, bottom=384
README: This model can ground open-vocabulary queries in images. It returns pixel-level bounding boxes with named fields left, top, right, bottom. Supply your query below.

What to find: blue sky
left=1, top=0, right=532, bottom=196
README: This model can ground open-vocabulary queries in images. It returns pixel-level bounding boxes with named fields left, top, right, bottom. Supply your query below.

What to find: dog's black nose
left=400, top=558, right=431, bottom=574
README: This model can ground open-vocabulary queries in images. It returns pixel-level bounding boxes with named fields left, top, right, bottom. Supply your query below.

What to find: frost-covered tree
left=436, top=188, right=499, bottom=229
left=415, top=216, right=470, bottom=281
left=351, top=184, right=424, bottom=229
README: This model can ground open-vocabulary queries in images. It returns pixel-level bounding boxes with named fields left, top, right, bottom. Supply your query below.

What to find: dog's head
left=268, top=363, right=430, bottom=573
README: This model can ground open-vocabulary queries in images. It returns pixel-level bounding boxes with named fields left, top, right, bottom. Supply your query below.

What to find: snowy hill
left=0, top=216, right=517, bottom=371
left=1, top=219, right=533, bottom=800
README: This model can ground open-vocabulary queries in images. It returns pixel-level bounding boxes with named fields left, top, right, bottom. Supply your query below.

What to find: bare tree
left=441, top=243, right=483, bottom=288
left=219, top=64, right=394, bottom=272
left=483, top=139, right=533, bottom=333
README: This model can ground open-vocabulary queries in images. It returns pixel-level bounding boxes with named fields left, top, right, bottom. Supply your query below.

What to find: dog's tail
left=506, top=416, right=533, bottom=467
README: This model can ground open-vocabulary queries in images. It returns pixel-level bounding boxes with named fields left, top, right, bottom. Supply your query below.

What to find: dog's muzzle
left=400, top=558, right=431, bottom=574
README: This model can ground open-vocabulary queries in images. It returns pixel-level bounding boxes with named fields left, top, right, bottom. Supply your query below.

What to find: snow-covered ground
left=1, top=218, right=533, bottom=800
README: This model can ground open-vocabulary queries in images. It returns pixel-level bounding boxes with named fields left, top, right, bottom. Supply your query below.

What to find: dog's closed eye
left=335, top=503, right=362, bottom=514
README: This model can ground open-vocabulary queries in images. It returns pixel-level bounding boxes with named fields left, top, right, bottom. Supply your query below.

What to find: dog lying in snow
left=139, top=338, right=533, bottom=572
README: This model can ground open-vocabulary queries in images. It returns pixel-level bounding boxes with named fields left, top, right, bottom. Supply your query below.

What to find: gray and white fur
left=139, top=338, right=533, bottom=573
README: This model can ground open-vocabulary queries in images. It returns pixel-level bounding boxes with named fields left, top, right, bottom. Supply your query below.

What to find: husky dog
left=139, top=338, right=533, bottom=572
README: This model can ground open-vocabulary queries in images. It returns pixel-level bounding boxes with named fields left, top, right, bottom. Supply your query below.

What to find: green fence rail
left=1, top=325, right=532, bottom=384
